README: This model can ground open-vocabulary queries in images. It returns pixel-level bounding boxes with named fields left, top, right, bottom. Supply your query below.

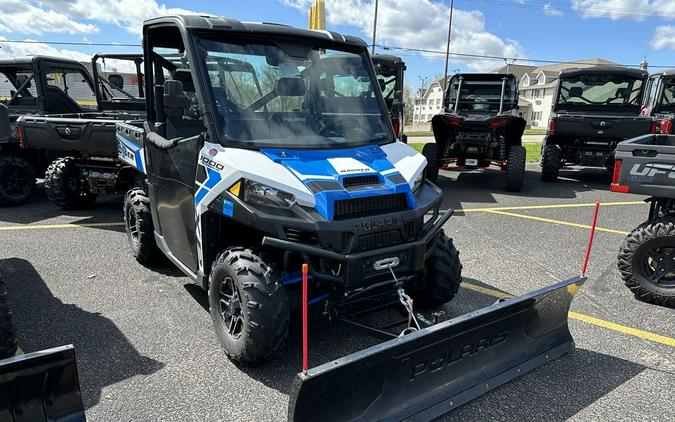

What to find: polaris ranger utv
left=0, top=56, right=99, bottom=205
left=372, top=54, right=406, bottom=142
left=118, top=15, right=584, bottom=421
left=426, top=73, right=527, bottom=192
left=640, top=70, right=675, bottom=135
left=541, top=66, right=650, bottom=181
left=612, top=133, right=675, bottom=307
left=16, top=54, right=146, bottom=208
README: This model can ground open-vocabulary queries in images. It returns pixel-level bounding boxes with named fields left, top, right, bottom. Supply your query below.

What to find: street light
left=371, top=0, right=379, bottom=54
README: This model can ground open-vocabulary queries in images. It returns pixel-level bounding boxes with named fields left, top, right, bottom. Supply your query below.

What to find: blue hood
left=261, top=145, right=415, bottom=221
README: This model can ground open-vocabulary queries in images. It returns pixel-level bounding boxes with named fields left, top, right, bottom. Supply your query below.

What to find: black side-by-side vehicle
left=426, top=73, right=527, bottom=191
left=540, top=66, right=650, bottom=181
left=372, top=54, right=406, bottom=142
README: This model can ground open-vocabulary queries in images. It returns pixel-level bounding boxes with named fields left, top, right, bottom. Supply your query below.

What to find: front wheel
left=208, top=247, right=289, bottom=364
left=422, top=143, right=439, bottom=183
left=0, top=155, right=35, bottom=206
left=618, top=218, right=675, bottom=308
left=504, top=145, right=526, bottom=192
left=124, top=188, right=159, bottom=265
left=44, top=157, right=96, bottom=209
left=408, top=230, right=462, bottom=308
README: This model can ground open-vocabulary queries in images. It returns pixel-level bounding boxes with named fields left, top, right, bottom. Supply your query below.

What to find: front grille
left=333, top=193, right=408, bottom=220
left=355, top=230, right=402, bottom=251
left=343, top=174, right=380, bottom=188
left=284, top=228, right=317, bottom=244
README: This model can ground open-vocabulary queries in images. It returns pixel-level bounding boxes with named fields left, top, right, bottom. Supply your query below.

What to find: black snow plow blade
left=0, top=345, right=85, bottom=422
left=289, top=276, right=585, bottom=421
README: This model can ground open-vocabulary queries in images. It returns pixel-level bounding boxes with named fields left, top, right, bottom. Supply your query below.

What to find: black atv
left=0, top=56, right=97, bottom=205
left=426, top=73, right=527, bottom=192
left=540, top=66, right=650, bottom=181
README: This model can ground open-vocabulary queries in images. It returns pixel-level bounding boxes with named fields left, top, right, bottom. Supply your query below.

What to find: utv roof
left=652, top=69, right=675, bottom=77
left=371, top=54, right=406, bottom=68
left=559, top=66, right=647, bottom=78
left=0, top=56, right=84, bottom=66
left=92, top=53, right=142, bottom=61
left=451, top=73, right=518, bottom=81
left=144, top=15, right=367, bottom=48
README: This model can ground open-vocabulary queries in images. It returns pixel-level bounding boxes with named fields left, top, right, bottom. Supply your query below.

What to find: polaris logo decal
left=327, top=157, right=374, bottom=175
left=200, top=156, right=224, bottom=171
left=404, top=329, right=508, bottom=382
left=628, top=163, right=675, bottom=182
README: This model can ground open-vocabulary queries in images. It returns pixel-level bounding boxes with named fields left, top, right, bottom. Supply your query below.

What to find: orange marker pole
left=302, top=263, right=309, bottom=374
left=582, top=202, right=600, bottom=276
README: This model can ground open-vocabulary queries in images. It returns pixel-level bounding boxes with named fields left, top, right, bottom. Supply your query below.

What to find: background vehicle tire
left=208, top=247, right=289, bottom=365
left=409, top=230, right=462, bottom=308
left=0, top=155, right=35, bottom=206
left=124, top=188, right=159, bottom=265
left=618, top=217, right=675, bottom=308
left=504, top=145, right=526, bottom=192
left=541, top=144, right=562, bottom=182
left=0, top=276, right=18, bottom=359
left=45, top=157, right=96, bottom=209
left=422, top=143, right=439, bottom=183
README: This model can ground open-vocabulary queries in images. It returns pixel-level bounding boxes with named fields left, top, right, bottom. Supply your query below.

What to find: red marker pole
left=582, top=202, right=601, bottom=276
left=302, top=263, right=309, bottom=374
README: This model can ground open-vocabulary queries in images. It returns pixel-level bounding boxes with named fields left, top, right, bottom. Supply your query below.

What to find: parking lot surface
left=1, top=164, right=673, bottom=421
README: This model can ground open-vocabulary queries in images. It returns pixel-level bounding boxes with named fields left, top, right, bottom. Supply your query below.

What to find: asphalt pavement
left=0, top=164, right=673, bottom=421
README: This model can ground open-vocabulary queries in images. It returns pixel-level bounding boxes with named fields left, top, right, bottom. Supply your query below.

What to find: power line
left=375, top=44, right=675, bottom=69
left=462, top=0, right=675, bottom=19
left=0, top=39, right=139, bottom=47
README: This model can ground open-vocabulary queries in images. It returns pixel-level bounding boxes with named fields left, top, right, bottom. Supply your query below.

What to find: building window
left=530, top=111, right=542, bottom=121
left=436, top=98, right=441, bottom=105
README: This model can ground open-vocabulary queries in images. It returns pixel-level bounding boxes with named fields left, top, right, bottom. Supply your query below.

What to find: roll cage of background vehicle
left=92, top=53, right=145, bottom=111
left=443, top=73, right=519, bottom=115
left=553, top=67, right=645, bottom=112
left=142, top=18, right=395, bottom=151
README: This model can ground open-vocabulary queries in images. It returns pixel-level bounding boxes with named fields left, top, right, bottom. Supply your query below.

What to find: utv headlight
left=413, top=172, right=424, bottom=192
left=244, top=180, right=296, bottom=209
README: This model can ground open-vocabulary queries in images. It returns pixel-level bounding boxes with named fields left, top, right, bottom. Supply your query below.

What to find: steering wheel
left=319, top=116, right=362, bottom=137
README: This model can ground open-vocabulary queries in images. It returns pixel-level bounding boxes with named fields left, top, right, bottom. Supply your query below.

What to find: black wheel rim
left=0, top=164, right=30, bottom=198
left=638, top=244, right=675, bottom=288
left=127, top=206, right=139, bottom=247
left=219, top=277, right=244, bottom=338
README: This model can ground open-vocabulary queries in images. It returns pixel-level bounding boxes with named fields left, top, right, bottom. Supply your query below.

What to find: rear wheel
left=124, top=188, right=159, bottom=265
left=0, top=276, right=18, bottom=359
left=422, top=143, right=439, bottom=183
left=409, top=230, right=462, bottom=308
left=541, top=144, right=562, bottom=182
left=0, top=155, right=35, bottom=205
left=208, top=247, right=289, bottom=364
left=45, top=157, right=96, bottom=209
left=504, top=145, right=526, bottom=192
left=618, top=218, right=675, bottom=308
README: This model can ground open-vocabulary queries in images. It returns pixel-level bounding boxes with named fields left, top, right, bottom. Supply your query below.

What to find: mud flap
left=288, top=276, right=585, bottom=421
left=0, top=345, right=85, bottom=422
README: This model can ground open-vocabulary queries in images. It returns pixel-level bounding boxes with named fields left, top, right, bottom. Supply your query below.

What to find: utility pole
left=372, top=0, right=379, bottom=54
left=443, top=0, right=454, bottom=91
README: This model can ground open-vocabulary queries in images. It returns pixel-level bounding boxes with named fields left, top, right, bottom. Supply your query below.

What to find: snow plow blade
left=288, top=276, right=585, bottom=421
left=0, top=345, right=85, bottom=422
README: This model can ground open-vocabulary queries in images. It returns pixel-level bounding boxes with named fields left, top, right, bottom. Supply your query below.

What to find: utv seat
left=43, top=87, right=83, bottom=114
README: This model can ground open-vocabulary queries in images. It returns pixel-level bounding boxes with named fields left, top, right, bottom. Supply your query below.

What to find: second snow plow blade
left=288, top=276, right=585, bottom=421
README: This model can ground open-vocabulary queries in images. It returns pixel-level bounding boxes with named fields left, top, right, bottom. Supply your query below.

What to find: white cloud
left=0, top=37, right=92, bottom=61
left=0, top=0, right=98, bottom=35
left=651, top=25, right=675, bottom=50
left=543, top=3, right=563, bottom=17
left=281, top=0, right=526, bottom=71
left=570, top=0, right=675, bottom=21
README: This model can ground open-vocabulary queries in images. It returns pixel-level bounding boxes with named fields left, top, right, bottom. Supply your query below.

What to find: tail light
left=610, top=159, right=629, bottom=193
left=650, top=120, right=658, bottom=134
left=392, top=118, right=400, bottom=137
left=547, top=118, right=557, bottom=135
left=445, top=116, right=462, bottom=126
left=661, top=119, right=673, bottom=134
left=16, top=125, right=26, bottom=148
left=488, top=118, right=507, bottom=128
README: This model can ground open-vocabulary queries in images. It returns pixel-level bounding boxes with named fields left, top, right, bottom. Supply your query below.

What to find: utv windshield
left=0, top=66, right=38, bottom=108
left=659, top=79, right=675, bottom=110
left=447, top=77, right=517, bottom=113
left=557, top=73, right=644, bottom=110
left=196, top=37, right=392, bottom=149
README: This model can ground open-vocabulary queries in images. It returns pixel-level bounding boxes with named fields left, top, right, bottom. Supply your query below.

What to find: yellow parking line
left=461, top=282, right=675, bottom=348
left=485, top=209, right=630, bottom=235
left=0, top=222, right=124, bottom=231
left=459, top=200, right=644, bottom=213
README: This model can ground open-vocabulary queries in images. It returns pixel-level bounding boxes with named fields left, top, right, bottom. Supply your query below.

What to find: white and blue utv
left=116, top=15, right=584, bottom=421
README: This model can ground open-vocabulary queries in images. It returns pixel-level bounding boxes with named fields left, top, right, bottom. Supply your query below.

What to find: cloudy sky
left=1, top=0, right=674, bottom=89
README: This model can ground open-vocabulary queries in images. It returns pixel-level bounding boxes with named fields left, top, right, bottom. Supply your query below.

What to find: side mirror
left=163, top=79, right=189, bottom=118
left=276, top=77, right=306, bottom=96
left=108, top=74, right=124, bottom=90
